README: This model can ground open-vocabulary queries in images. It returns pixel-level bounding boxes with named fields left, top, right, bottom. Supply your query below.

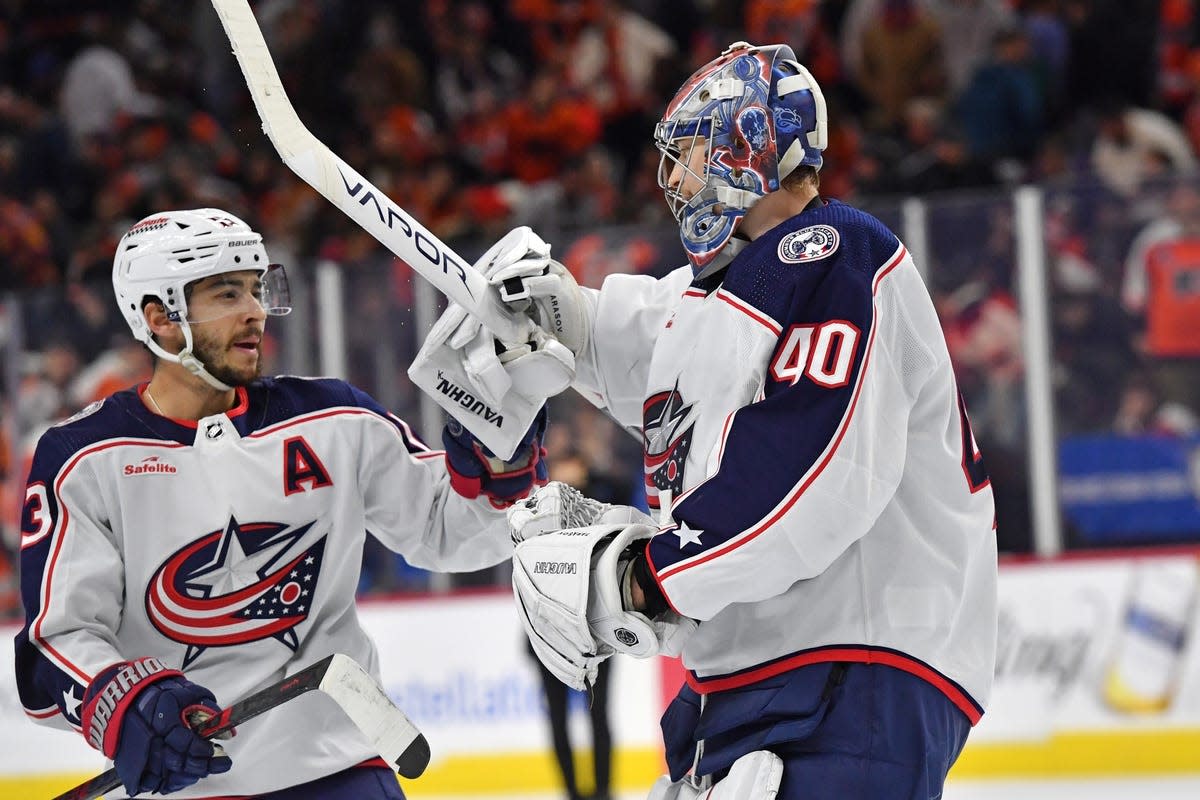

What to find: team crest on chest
left=778, top=224, right=840, bottom=264
left=145, top=516, right=327, bottom=667
left=643, top=382, right=696, bottom=510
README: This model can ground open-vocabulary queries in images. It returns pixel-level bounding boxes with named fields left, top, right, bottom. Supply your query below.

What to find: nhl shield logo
left=779, top=225, right=840, bottom=264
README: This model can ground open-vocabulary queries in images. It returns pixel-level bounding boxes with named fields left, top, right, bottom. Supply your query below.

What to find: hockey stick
left=53, top=653, right=430, bottom=800
left=208, top=0, right=532, bottom=344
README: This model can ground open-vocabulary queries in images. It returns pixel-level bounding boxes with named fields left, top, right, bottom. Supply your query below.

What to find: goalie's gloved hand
left=81, top=657, right=232, bottom=797
left=444, top=405, right=549, bottom=507
left=477, top=226, right=589, bottom=357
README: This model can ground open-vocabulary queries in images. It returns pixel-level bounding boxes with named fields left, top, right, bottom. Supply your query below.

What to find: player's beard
left=191, top=325, right=263, bottom=387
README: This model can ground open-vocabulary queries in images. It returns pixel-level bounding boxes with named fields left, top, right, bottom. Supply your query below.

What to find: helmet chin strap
left=145, top=323, right=235, bottom=392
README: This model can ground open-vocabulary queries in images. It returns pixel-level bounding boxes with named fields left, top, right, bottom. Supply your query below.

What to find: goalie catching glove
left=409, top=227, right=589, bottom=460
left=511, top=518, right=697, bottom=691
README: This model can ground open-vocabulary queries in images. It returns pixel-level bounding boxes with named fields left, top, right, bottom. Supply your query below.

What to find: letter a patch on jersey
left=283, top=437, right=333, bottom=496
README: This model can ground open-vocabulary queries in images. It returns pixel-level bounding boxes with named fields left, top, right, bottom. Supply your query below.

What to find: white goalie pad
left=647, top=750, right=784, bottom=800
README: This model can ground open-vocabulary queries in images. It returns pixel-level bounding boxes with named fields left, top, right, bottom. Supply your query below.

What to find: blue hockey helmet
left=655, top=42, right=827, bottom=278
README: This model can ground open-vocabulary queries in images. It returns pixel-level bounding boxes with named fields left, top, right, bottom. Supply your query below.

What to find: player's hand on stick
left=511, top=522, right=697, bottom=690
left=409, top=227, right=589, bottom=461
left=80, top=657, right=232, bottom=797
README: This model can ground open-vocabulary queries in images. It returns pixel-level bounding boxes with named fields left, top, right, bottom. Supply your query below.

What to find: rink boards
left=3, top=549, right=1200, bottom=796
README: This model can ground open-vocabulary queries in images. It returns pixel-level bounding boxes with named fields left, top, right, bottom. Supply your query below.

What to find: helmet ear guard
left=655, top=43, right=828, bottom=278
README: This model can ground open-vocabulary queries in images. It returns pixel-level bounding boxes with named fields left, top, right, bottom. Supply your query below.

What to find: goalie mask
left=655, top=41, right=827, bottom=279
left=112, top=209, right=292, bottom=390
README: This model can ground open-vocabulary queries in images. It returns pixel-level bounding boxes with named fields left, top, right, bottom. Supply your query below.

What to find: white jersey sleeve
left=573, top=266, right=695, bottom=432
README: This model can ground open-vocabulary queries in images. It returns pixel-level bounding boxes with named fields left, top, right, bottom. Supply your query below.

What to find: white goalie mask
left=112, top=208, right=292, bottom=390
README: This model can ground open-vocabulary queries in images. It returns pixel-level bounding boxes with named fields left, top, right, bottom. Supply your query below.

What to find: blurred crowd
left=6, top=0, right=1200, bottom=288
left=5, top=0, right=1200, bottom=614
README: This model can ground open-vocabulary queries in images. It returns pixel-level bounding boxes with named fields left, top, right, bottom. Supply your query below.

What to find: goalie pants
left=660, top=662, right=971, bottom=800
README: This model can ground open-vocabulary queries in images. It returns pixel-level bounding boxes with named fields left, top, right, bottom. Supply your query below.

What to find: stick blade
left=319, top=654, right=430, bottom=778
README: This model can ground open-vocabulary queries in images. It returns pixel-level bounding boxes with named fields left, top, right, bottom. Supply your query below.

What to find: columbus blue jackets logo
left=779, top=224, right=840, bottom=264
left=643, top=384, right=696, bottom=510
left=146, top=516, right=327, bottom=667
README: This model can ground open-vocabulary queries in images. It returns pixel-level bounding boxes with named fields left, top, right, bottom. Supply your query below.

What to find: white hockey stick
left=54, top=653, right=429, bottom=800
left=208, top=0, right=531, bottom=344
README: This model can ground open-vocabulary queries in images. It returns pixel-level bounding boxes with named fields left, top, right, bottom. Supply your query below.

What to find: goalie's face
left=658, top=134, right=713, bottom=217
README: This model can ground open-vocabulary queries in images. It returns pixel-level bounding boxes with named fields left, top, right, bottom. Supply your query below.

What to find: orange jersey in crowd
left=1144, top=238, right=1200, bottom=357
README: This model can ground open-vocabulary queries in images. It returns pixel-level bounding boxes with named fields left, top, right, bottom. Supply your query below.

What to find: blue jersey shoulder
left=722, top=199, right=902, bottom=324
left=250, top=376, right=419, bottom=445
left=249, top=375, right=398, bottom=429
left=28, top=390, right=154, bottom=484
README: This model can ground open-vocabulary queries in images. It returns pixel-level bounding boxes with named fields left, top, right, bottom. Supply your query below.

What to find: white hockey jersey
left=16, top=377, right=513, bottom=797
left=575, top=199, right=998, bottom=722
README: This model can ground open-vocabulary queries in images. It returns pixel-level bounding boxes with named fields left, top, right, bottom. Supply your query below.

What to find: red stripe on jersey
left=715, top=288, right=782, bottom=336
left=655, top=246, right=907, bottom=584
left=137, top=384, right=249, bottom=428
left=33, top=439, right=187, bottom=686
left=685, top=641, right=982, bottom=725
left=25, top=705, right=61, bottom=719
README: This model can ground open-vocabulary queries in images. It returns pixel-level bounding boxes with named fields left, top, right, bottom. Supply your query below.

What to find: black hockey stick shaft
left=53, top=655, right=337, bottom=800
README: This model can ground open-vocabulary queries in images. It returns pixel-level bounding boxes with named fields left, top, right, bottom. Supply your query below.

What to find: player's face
left=665, top=137, right=710, bottom=202
left=186, top=271, right=267, bottom=386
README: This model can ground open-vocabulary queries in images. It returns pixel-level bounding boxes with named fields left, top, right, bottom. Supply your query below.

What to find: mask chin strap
left=144, top=322, right=234, bottom=392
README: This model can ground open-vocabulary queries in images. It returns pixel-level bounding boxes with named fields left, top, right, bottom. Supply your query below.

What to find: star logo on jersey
left=778, top=225, right=840, bottom=264
left=674, top=523, right=704, bottom=547
left=62, top=686, right=82, bottom=722
left=642, top=382, right=696, bottom=511
left=145, top=516, right=327, bottom=667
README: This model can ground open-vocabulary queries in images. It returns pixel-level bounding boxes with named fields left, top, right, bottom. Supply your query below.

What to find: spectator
left=1112, top=370, right=1199, bottom=436
left=502, top=66, right=602, bottom=184
left=955, top=27, right=1043, bottom=165
left=1091, top=103, right=1197, bottom=197
left=856, top=0, right=946, bottom=131
left=57, top=13, right=161, bottom=146
left=563, top=1, right=677, bottom=173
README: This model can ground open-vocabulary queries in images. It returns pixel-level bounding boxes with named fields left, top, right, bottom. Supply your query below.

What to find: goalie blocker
left=510, top=520, right=696, bottom=691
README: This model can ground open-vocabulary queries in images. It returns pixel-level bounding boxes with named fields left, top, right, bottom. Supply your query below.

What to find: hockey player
left=15, top=209, right=550, bottom=799
left=420, top=42, right=998, bottom=799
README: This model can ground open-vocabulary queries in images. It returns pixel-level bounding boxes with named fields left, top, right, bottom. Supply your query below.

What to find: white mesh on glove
left=507, top=481, right=652, bottom=543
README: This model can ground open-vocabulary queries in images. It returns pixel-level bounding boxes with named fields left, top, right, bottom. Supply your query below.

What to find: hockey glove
left=507, top=480, right=655, bottom=543
left=511, top=522, right=696, bottom=690
left=409, top=226, right=587, bottom=460
left=80, top=657, right=232, bottom=796
left=444, top=405, right=548, bottom=507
